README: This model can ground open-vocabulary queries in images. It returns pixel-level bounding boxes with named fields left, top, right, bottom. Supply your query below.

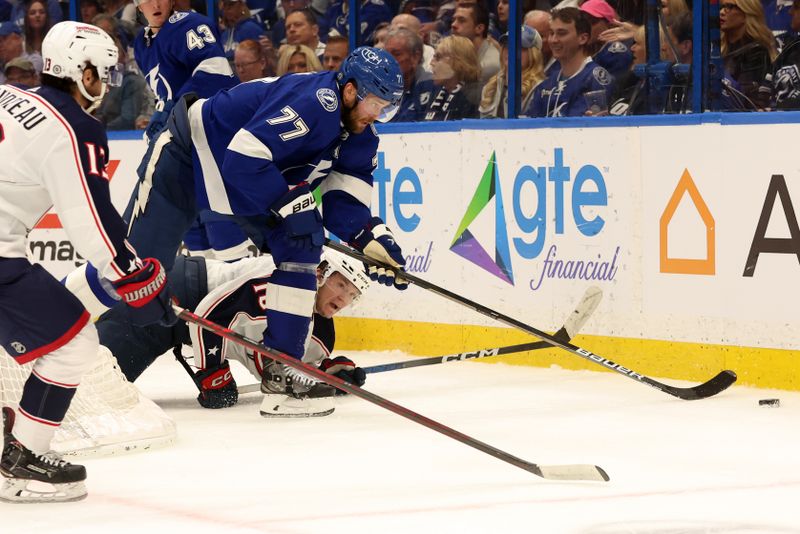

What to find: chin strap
left=79, top=81, right=107, bottom=113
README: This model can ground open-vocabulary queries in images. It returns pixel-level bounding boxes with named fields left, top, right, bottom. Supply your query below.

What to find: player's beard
left=341, top=99, right=367, bottom=134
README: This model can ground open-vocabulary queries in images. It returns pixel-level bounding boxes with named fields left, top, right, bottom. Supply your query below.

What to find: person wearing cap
left=580, top=0, right=634, bottom=79
left=480, top=25, right=545, bottom=118
left=0, top=21, right=42, bottom=84
left=524, top=10, right=553, bottom=72
left=384, top=26, right=434, bottom=122
left=3, top=56, right=38, bottom=88
left=523, top=6, right=614, bottom=117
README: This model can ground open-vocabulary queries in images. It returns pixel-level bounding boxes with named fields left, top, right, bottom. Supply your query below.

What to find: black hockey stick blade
left=659, top=369, right=738, bottom=400
left=174, top=305, right=609, bottom=482
left=325, top=240, right=737, bottom=401
left=363, top=286, right=602, bottom=374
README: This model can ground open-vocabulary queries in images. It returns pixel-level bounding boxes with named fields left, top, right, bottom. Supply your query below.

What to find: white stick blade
left=563, top=286, right=603, bottom=339
left=538, top=463, right=610, bottom=482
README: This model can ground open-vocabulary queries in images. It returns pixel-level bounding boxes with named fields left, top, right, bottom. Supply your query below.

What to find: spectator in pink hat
left=580, top=0, right=633, bottom=79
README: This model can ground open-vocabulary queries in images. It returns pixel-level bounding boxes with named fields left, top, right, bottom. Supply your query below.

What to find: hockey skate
left=0, top=407, right=87, bottom=503
left=260, top=363, right=336, bottom=418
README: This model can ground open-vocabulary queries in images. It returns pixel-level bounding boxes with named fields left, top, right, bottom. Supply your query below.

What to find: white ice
left=3, top=350, right=800, bottom=534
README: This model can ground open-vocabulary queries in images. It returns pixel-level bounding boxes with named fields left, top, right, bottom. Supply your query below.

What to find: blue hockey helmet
left=337, top=46, right=404, bottom=122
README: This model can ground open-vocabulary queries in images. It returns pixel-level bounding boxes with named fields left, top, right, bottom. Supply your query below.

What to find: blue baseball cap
left=499, top=25, right=542, bottom=50
left=0, top=22, right=22, bottom=37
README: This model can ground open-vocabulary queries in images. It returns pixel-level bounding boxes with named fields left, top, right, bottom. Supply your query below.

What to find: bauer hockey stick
left=236, top=285, right=602, bottom=392
left=325, top=240, right=737, bottom=401
left=363, top=285, right=602, bottom=374
left=173, top=304, right=609, bottom=482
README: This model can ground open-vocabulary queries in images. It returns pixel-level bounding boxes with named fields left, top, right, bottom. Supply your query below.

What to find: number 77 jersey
left=190, top=71, right=378, bottom=242
left=133, top=11, right=237, bottom=106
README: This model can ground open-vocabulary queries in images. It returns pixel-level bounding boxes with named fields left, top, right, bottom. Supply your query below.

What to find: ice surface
left=3, top=350, right=799, bottom=534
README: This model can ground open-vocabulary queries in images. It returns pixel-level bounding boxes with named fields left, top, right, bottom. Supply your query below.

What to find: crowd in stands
left=3, top=0, right=800, bottom=128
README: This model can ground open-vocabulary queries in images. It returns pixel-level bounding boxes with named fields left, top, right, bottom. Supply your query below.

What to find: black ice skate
left=0, top=407, right=87, bottom=503
left=260, top=363, right=336, bottom=418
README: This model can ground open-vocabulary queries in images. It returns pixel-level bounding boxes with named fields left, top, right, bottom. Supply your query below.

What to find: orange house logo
left=659, top=169, right=715, bottom=275
left=33, top=160, right=121, bottom=229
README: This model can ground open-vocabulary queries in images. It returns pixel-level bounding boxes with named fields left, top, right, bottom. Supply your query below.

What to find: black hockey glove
left=350, top=217, right=408, bottom=290
left=195, top=360, right=238, bottom=409
left=319, top=356, right=366, bottom=395
left=112, top=258, right=177, bottom=327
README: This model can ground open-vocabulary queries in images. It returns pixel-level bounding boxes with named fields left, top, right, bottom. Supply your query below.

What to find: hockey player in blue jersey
left=122, top=46, right=407, bottom=404
left=0, top=21, right=175, bottom=503
left=524, top=7, right=614, bottom=118
left=133, top=0, right=238, bottom=141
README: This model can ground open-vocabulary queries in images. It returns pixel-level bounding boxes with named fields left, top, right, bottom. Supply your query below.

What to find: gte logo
left=451, top=149, right=609, bottom=285
left=450, top=152, right=514, bottom=284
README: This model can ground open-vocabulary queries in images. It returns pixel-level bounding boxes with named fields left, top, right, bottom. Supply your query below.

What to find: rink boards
left=29, top=114, right=800, bottom=390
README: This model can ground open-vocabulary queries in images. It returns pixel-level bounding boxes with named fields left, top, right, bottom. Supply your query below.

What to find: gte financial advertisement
left=25, top=123, right=800, bottom=349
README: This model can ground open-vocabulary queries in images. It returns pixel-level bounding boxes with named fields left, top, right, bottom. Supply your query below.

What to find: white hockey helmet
left=42, top=21, right=121, bottom=103
left=320, top=249, right=370, bottom=303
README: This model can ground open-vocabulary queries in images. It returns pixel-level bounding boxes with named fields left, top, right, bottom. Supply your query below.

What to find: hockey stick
left=363, top=285, right=602, bottom=374
left=236, top=286, right=601, bottom=393
left=325, top=240, right=737, bottom=401
left=173, top=304, right=609, bottom=482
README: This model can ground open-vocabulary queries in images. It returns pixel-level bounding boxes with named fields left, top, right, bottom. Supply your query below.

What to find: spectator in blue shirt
left=220, top=0, right=267, bottom=59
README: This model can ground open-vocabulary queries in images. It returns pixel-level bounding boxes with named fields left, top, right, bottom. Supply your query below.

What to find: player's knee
left=33, top=323, right=100, bottom=384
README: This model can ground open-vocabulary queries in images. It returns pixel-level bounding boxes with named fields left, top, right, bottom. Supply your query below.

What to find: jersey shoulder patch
left=169, top=11, right=190, bottom=24
left=316, top=88, right=339, bottom=112
left=592, top=66, right=613, bottom=86
left=607, top=41, right=628, bottom=53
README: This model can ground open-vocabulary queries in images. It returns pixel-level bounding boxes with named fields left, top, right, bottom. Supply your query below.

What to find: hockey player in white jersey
left=96, top=250, right=371, bottom=417
left=0, top=21, right=175, bottom=503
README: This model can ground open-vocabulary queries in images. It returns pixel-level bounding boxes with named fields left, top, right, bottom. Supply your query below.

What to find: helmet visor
left=357, top=93, right=400, bottom=123
left=106, top=63, right=124, bottom=87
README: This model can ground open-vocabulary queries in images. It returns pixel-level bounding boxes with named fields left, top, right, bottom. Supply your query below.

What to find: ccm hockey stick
left=174, top=304, right=609, bottom=482
left=237, top=285, right=601, bottom=392
left=325, top=240, right=737, bottom=401
left=363, top=286, right=602, bottom=374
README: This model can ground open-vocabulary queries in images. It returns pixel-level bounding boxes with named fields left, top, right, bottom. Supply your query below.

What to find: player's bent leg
left=125, top=128, right=197, bottom=271
left=1, top=323, right=99, bottom=503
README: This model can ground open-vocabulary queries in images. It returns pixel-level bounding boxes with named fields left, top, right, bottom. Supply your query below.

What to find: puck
left=758, top=398, right=780, bottom=407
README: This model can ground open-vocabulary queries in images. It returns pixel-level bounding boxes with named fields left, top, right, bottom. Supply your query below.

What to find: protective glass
left=105, top=63, right=124, bottom=87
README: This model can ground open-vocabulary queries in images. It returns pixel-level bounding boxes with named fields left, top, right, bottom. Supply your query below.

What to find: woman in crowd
left=424, top=35, right=481, bottom=120
left=275, top=43, right=322, bottom=74
left=720, top=0, right=776, bottom=108
left=23, top=0, right=51, bottom=55
left=479, top=25, right=545, bottom=118
left=219, top=0, right=267, bottom=60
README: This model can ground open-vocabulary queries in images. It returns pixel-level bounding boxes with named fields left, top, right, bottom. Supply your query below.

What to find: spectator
left=269, top=0, right=311, bottom=47
left=321, top=0, right=393, bottom=46
left=480, top=25, right=545, bottom=118
left=763, top=0, right=794, bottom=38
left=661, top=0, right=688, bottom=18
left=22, top=0, right=51, bottom=55
left=491, top=0, right=508, bottom=40
left=275, top=42, right=321, bottom=73
left=579, top=0, right=633, bottom=79
left=94, top=34, right=152, bottom=129
left=720, top=0, right=776, bottom=108
left=104, top=0, right=139, bottom=31
left=391, top=13, right=434, bottom=71
left=525, top=9, right=553, bottom=71
left=424, top=34, right=480, bottom=120
left=8, top=0, right=60, bottom=29
left=450, top=2, right=500, bottom=88
left=523, top=7, right=613, bottom=117
left=0, top=0, right=11, bottom=22
left=3, top=55, right=38, bottom=87
left=234, top=37, right=270, bottom=80
left=373, top=20, right=390, bottom=47
left=0, top=21, right=42, bottom=82
left=80, top=0, right=103, bottom=23
left=220, top=0, right=267, bottom=59
left=760, top=0, right=800, bottom=109
left=285, top=7, right=325, bottom=56
left=321, top=33, right=347, bottom=69
left=385, top=26, right=434, bottom=121
left=608, top=24, right=647, bottom=115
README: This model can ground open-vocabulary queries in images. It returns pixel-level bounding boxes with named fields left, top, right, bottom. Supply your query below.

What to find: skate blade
left=0, top=478, right=87, bottom=503
left=259, top=394, right=334, bottom=418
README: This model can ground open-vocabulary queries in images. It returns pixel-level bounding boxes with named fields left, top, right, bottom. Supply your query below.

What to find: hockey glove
left=112, top=258, right=178, bottom=327
left=143, top=100, right=174, bottom=143
left=269, top=182, right=324, bottom=251
left=351, top=217, right=409, bottom=290
left=319, top=356, right=365, bottom=395
left=195, top=361, right=239, bottom=409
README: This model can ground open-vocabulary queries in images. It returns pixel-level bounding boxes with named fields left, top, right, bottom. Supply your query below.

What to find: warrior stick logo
left=450, top=152, right=514, bottom=285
